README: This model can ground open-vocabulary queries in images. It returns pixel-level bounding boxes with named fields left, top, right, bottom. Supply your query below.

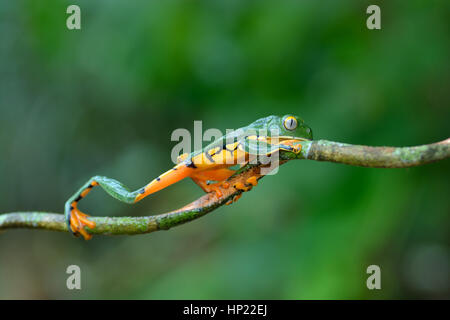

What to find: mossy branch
left=291, top=138, right=450, bottom=167
left=1, top=138, right=449, bottom=238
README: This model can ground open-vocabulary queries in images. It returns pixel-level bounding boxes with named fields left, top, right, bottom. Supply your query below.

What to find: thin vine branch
left=291, top=138, right=450, bottom=167
left=1, top=138, right=449, bottom=237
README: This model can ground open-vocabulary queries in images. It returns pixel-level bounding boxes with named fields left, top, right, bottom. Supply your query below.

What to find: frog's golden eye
left=283, top=116, right=298, bottom=131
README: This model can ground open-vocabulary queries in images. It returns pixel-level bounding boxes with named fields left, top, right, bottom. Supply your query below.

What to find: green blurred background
left=0, top=0, right=449, bottom=299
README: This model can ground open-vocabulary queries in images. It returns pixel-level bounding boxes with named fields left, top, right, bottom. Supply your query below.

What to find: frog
left=65, top=114, right=313, bottom=240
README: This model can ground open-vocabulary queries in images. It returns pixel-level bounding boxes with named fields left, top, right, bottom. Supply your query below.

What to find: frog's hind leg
left=134, top=163, right=195, bottom=202
left=190, top=168, right=235, bottom=198
left=65, top=164, right=195, bottom=240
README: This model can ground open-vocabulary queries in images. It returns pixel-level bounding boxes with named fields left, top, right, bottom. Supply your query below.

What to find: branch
left=1, top=138, right=449, bottom=237
left=0, top=164, right=265, bottom=236
left=286, top=138, right=450, bottom=168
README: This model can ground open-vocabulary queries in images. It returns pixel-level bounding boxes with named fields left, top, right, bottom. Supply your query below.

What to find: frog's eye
left=283, top=116, right=298, bottom=131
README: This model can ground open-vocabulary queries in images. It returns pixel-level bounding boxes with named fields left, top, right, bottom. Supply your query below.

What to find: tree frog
left=65, top=114, right=313, bottom=240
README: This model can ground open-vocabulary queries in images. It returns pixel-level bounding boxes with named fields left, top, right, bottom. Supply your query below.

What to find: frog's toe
left=206, top=181, right=233, bottom=198
left=69, top=206, right=95, bottom=240
left=233, top=182, right=252, bottom=192
left=246, top=176, right=258, bottom=187
left=232, top=194, right=242, bottom=203
left=293, top=144, right=302, bottom=154
left=209, top=185, right=223, bottom=198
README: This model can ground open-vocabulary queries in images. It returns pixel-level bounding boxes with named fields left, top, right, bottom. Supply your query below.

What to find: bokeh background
left=0, top=0, right=449, bottom=299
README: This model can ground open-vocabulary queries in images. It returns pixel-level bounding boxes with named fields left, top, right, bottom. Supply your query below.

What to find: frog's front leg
left=276, top=140, right=302, bottom=154
left=242, top=138, right=302, bottom=163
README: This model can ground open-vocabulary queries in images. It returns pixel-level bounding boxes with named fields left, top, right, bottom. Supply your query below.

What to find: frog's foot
left=225, top=193, right=242, bottom=205
left=233, top=176, right=259, bottom=192
left=205, top=181, right=231, bottom=198
left=246, top=176, right=258, bottom=187
left=292, top=143, right=302, bottom=154
left=69, top=206, right=96, bottom=240
left=233, top=182, right=253, bottom=192
left=279, top=140, right=302, bottom=154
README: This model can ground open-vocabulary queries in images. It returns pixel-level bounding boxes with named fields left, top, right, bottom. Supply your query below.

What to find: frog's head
left=247, top=114, right=313, bottom=142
